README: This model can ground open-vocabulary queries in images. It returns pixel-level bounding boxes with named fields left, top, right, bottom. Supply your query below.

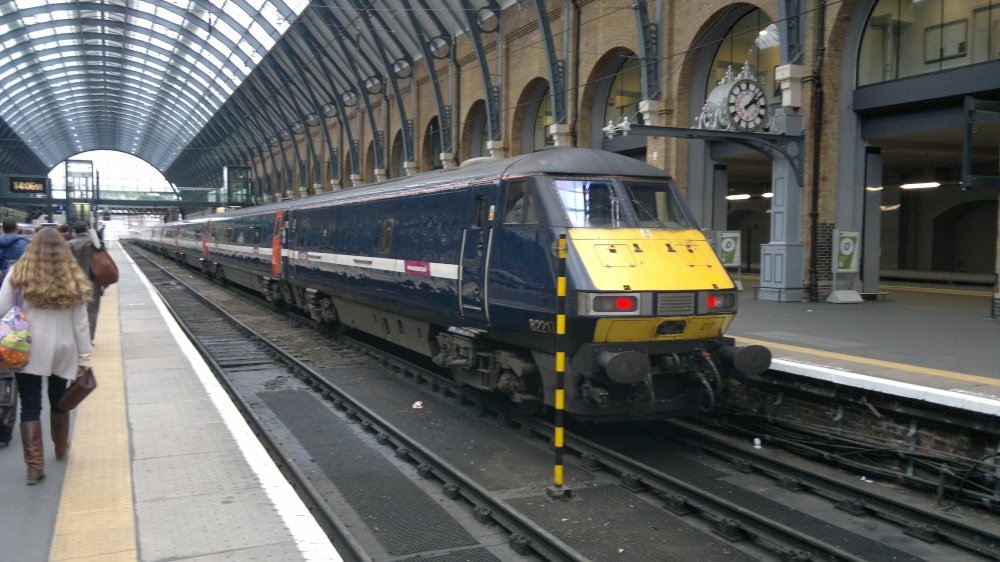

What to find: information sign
left=9, top=176, right=46, bottom=193
left=716, top=231, right=741, bottom=268
left=833, top=230, right=861, bottom=273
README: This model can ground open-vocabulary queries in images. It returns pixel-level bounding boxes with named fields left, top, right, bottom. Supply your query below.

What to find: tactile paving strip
left=263, top=389, right=478, bottom=556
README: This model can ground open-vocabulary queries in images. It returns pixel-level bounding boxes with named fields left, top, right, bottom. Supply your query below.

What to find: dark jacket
left=68, top=232, right=102, bottom=297
left=0, top=233, right=29, bottom=276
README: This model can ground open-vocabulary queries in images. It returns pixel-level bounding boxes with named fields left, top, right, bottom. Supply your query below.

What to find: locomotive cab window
left=503, top=181, right=539, bottom=225
left=553, top=178, right=694, bottom=229
left=474, top=195, right=487, bottom=228
left=555, top=180, right=617, bottom=227
left=621, top=181, right=693, bottom=229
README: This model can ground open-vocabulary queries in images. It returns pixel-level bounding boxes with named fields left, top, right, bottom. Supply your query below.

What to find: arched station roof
left=0, top=0, right=507, bottom=186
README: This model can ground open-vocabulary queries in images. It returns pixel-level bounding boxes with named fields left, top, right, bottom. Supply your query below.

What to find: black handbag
left=58, top=367, right=97, bottom=411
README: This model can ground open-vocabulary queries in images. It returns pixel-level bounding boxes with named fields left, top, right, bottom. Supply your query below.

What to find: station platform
left=729, top=279, right=1000, bottom=416
left=1, top=243, right=997, bottom=561
left=0, top=242, right=341, bottom=562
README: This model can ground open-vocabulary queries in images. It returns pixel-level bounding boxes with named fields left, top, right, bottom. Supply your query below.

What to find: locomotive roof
left=196, top=148, right=673, bottom=220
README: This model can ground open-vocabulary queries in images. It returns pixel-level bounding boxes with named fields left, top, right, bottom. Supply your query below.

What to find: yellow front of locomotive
left=570, top=228, right=737, bottom=344
left=542, top=176, right=769, bottom=421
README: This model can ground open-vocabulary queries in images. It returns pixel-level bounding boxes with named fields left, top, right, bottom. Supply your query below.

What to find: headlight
left=698, top=291, right=737, bottom=314
left=580, top=293, right=643, bottom=316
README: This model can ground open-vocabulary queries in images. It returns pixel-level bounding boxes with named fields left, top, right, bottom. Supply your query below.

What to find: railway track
left=125, top=243, right=1000, bottom=561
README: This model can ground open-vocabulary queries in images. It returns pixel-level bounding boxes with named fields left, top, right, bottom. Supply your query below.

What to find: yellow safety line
left=735, top=336, right=1000, bottom=386
left=50, top=284, right=137, bottom=562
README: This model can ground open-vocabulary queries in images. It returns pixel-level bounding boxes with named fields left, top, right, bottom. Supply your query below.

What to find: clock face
left=727, top=79, right=767, bottom=132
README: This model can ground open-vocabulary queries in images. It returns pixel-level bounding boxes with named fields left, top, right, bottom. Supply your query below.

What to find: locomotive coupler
left=581, top=384, right=610, bottom=408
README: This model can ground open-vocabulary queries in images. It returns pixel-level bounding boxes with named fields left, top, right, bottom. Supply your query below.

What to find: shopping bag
left=0, top=292, right=30, bottom=370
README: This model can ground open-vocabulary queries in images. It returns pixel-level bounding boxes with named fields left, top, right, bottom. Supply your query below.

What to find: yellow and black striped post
left=548, top=234, right=571, bottom=498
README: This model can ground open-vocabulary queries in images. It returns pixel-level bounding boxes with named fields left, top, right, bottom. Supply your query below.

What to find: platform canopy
left=0, top=0, right=506, bottom=187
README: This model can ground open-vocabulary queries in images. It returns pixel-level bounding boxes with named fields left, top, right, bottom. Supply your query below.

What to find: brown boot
left=20, top=421, right=45, bottom=485
left=51, top=411, right=71, bottom=460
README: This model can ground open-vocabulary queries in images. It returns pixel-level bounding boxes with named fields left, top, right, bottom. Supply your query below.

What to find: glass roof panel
left=0, top=0, right=310, bottom=171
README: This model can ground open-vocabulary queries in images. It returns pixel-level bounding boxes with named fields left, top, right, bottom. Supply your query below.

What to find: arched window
left=604, top=56, right=642, bottom=126
left=465, top=100, right=490, bottom=158
left=425, top=118, right=443, bottom=170
left=706, top=9, right=780, bottom=110
left=859, top=0, right=998, bottom=86
left=531, top=87, right=554, bottom=151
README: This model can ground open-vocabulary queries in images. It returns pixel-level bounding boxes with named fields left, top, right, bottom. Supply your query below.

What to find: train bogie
left=131, top=147, right=769, bottom=422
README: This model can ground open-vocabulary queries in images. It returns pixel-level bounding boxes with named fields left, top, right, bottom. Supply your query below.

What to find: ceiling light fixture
left=726, top=194, right=751, bottom=200
left=900, top=182, right=940, bottom=189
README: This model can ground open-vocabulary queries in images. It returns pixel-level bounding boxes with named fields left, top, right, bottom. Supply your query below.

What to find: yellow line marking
left=50, top=284, right=137, bottom=562
left=878, top=285, right=991, bottom=297
left=735, top=336, right=999, bottom=386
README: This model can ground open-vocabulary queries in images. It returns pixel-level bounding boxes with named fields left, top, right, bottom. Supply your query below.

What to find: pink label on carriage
left=404, top=261, right=431, bottom=276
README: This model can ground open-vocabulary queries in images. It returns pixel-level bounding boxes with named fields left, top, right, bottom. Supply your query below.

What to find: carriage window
left=503, top=181, right=539, bottom=225
left=554, top=180, right=617, bottom=227
left=324, top=220, right=337, bottom=248
left=235, top=228, right=246, bottom=244
left=474, top=196, right=487, bottom=228
left=621, top=181, right=693, bottom=229
left=296, top=219, right=309, bottom=247
left=378, top=218, right=394, bottom=253
left=252, top=227, right=262, bottom=245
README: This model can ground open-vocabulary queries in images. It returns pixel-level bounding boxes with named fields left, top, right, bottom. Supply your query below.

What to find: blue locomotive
left=134, top=148, right=769, bottom=422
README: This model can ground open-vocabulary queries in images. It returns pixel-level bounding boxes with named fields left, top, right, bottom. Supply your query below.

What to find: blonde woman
left=0, top=227, right=92, bottom=485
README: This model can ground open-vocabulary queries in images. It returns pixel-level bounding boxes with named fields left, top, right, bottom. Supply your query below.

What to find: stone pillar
left=350, top=174, right=362, bottom=187
left=862, top=149, right=883, bottom=294
left=757, top=110, right=806, bottom=302
left=313, top=182, right=324, bottom=195
left=374, top=168, right=387, bottom=182
left=639, top=99, right=660, bottom=127
left=440, top=152, right=455, bottom=169
left=487, top=140, right=507, bottom=159
left=549, top=123, right=572, bottom=147
left=712, top=165, right=728, bottom=231
left=403, top=161, right=418, bottom=176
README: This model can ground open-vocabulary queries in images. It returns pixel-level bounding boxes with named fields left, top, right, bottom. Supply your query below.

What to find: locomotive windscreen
left=553, top=178, right=693, bottom=229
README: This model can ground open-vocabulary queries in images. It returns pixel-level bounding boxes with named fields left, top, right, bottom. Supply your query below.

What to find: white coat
left=0, top=266, right=92, bottom=381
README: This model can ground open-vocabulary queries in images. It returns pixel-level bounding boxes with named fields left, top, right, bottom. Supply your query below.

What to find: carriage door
left=460, top=183, right=497, bottom=323
left=271, top=211, right=285, bottom=278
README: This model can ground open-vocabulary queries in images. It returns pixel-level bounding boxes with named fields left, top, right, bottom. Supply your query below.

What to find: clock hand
left=743, top=92, right=764, bottom=111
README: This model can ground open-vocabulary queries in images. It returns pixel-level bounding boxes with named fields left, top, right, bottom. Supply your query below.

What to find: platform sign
left=833, top=230, right=861, bottom=273
left=716, top=231, right=741, bottom=268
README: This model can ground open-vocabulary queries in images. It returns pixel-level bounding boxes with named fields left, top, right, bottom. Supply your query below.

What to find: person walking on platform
left=57, top=223, right=74, bottom=241
left=0, top=228, right=93, bottom=485
left=0, top=218, right=29, bottom=278
left=67, top=220, right=102, bottom=341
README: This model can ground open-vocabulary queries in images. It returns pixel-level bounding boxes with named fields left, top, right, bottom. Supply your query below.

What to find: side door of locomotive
left=460, top=182, right=498, bottom=323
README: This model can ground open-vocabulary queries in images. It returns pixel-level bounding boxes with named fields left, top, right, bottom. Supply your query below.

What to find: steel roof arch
left=0, top=0, right=512, bottom=186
